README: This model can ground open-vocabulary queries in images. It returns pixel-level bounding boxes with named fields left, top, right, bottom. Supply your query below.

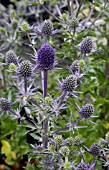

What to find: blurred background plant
left=0, top=0, right=109, bottom=169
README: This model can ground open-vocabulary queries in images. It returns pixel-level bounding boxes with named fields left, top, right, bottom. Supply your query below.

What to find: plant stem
left=41, top=70, right=48, bottom=148
left=41, top=71, right=47, bottom=98
left=24, top=77, right=27, bottom=94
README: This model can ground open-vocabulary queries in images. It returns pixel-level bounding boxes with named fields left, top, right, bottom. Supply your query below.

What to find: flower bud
left=9, top=63, right=17, bottom=72
left=21, top=21, right=30, bottom=32
left=73, top=136, right=81, bottom=146
left=55, top=135, right=63, bottom=146
left=10, top=9, right=16, bottom=18
left=45, top=97, right=52, bottom=105
left=60, top=146, right=70, bottom=157
left=68, top=137, right=73, bottom=146
left=0, top=27, right=5, bottom=34
left=64, top=161, right=71, bottom=169
left=78, top=60, right=85, bottom=70
left=71, top=18, right=78, bottom=28
left=79, top=104, right=94, bottom=119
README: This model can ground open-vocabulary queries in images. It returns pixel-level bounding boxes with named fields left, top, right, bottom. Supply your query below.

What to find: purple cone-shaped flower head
left=90, top=143, right=101, bottom=156
left=37, top=43, right=55, bottom=71
left=18, top=60, right=32, bottom=78
left=6, top=50, right=18, bottom=65
left=79, top=104, right=94, bottom=119
left=80, top=37, right=92, bottom=54
left=0, top=98, right=12, bottom=111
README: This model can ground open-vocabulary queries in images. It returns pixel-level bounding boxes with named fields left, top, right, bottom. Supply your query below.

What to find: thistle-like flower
left=18, top=60, right=32, bottom=78
left=61, top=75, right=77, bottom=94
left=55, top=135, right=63, bottom=146
left=0, top=98, right=12, bottom=112
left=76, top=162, right=88, bottom=170
left=34, top=19, right=58, bottom=37
left=6, top=50, right=18, bottom=65
left=80, top=37, right=92, bottom=54
left=90, top=143, right=101, bottom=156
left=36, top=43, right=56, bottom=71
left=70, top=60, right=79, bottom=74
left=74, top=159, right=96, bottom=170
left=42, top=20, right=53, bottom=36
left=78, top=37, right=98, bottom=55
left=79, top=104, right=94, bottom=119
left=0, top=98, right=21, bottom=119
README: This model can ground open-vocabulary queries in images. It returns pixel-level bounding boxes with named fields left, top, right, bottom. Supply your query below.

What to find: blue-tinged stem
left=82, top=53, right=85, bottom=60
left=41, top=71, right=47, bottom=98
left=41, top=70, right=48, bottom=148
left=24, top=77, right=27, bottom=94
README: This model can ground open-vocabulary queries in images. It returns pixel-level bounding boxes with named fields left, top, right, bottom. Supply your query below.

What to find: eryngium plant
left=0, top=0, right=108, bottom=169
